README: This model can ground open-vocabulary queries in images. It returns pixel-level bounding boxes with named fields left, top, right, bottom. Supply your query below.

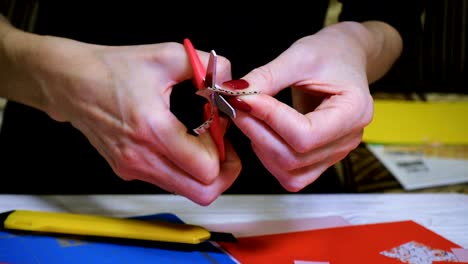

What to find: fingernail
left=222, top=79, right=250, bottom=90
left=227, top=97, right=252, bottom=113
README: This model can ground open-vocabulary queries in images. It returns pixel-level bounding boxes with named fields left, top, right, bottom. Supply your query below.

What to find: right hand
left=2, top=28, right=241, bottom=205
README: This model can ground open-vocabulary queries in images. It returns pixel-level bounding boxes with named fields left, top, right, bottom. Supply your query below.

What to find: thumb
left=241, top=49, right=305, bottom=96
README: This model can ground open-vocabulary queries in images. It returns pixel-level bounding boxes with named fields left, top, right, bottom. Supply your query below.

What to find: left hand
left=230, top=22, right=378, bottom=191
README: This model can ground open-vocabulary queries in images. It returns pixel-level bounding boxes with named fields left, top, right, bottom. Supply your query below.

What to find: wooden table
left=1, top=193, right=467, bottom=247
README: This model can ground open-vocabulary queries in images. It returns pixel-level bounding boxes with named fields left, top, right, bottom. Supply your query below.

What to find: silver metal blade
left=204, top=50, right=217, bottom=89
left=213, top=93, right=236, bottom=119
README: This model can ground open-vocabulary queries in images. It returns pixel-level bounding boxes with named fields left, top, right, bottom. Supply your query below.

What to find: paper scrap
left=381, top=241, right=458, bottom=263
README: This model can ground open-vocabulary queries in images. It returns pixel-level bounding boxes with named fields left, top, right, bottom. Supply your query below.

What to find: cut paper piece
left=219, top=220, right=462, bottom=264
left=380, top=241, right=458, bottom=263
left=452, top=248, right=468, bottom=262
left=362, top=100, right=468, bottom=145
left=204, top=216, right=350, bottom=238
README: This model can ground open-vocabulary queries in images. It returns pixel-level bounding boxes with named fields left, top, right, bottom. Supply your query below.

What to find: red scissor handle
left=183, top=38, right=225, bottom=161
left=183, top=39, right=205, bottom=90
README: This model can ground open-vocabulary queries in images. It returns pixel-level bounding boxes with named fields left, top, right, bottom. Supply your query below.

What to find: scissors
left=183, top=38, right=236, bottom=161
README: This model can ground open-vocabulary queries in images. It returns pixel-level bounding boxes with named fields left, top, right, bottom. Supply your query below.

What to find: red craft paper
left=219, top=220, right=462, bottom=264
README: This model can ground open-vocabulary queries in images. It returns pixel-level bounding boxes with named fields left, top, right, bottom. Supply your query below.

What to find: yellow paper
left=363, top=100, right=468, bottom=145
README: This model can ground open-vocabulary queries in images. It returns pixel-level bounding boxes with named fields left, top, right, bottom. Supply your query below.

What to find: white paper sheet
left=367, top=144, right=468, bottom=190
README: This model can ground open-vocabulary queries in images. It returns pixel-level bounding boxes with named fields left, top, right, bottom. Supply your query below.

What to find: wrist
left=326, top=21, right=374, bottom=61
left=358, top=21, right=403, bottom=83
left=319, top=21, right=402, bottom=83
left=313, top=21, right=371, bottom=80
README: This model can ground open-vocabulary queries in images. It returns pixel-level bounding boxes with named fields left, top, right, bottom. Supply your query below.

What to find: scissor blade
left=213, top=93, right=236, bottom=119
left=205, top=50, right=217, bottom=89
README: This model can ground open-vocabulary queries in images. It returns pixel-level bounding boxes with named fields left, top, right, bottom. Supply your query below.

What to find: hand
left=230, top=21, right=401, bottom=191
left=3, top=30, right=241, bottom=205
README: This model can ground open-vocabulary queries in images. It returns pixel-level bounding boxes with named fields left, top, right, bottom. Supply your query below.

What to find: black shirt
left=0, top=1, right=423, bottom=194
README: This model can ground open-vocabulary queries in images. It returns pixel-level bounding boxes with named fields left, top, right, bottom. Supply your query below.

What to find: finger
left=217, top=140, right=242, bottom=191
left=177, top=140, right=240, bottom=205
left=233, top=94, right=317, bottom=153
left=240, top=47, right=308, bottom=96
left=143, top=42, right=223, bottom=85
left=149, top=108, right=224, bottom=181
left=138, top=44, right=233, bottom=182
left=237, top=92, right=370, bottom=153
left=213, top=54, right=232, bottom=84
left=233, top=105, right=362, bottom=192
left=138, top=42, right=194, bottom=83
left=164, top=42, right=232, bottom=85
left=133, top=141, right=240, bottom=206
left=252, top=129, right=363, bottom=175
left=121, top=154, right=213, bottom=205
left=252, top=143, right=335, bottom=193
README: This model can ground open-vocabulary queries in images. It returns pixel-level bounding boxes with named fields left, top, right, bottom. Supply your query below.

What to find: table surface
left=1, top=193, right=467, bottom=248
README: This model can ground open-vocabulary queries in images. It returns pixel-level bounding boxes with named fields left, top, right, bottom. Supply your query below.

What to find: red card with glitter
left=219, top=220, right=463, bottom=264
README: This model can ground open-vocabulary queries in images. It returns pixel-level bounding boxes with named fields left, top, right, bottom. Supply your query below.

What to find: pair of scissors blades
left=183, top=38, right=236, bottom=161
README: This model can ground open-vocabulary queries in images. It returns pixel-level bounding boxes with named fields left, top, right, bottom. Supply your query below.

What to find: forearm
left=0, top=14, right=46, bottom=110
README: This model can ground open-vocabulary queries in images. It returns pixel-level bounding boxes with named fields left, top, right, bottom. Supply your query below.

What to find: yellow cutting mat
left=363, top=100, right=468, bottom=145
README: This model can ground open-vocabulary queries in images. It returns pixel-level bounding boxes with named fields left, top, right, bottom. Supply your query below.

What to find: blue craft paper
left=0, top=213, right=236, bottom=264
